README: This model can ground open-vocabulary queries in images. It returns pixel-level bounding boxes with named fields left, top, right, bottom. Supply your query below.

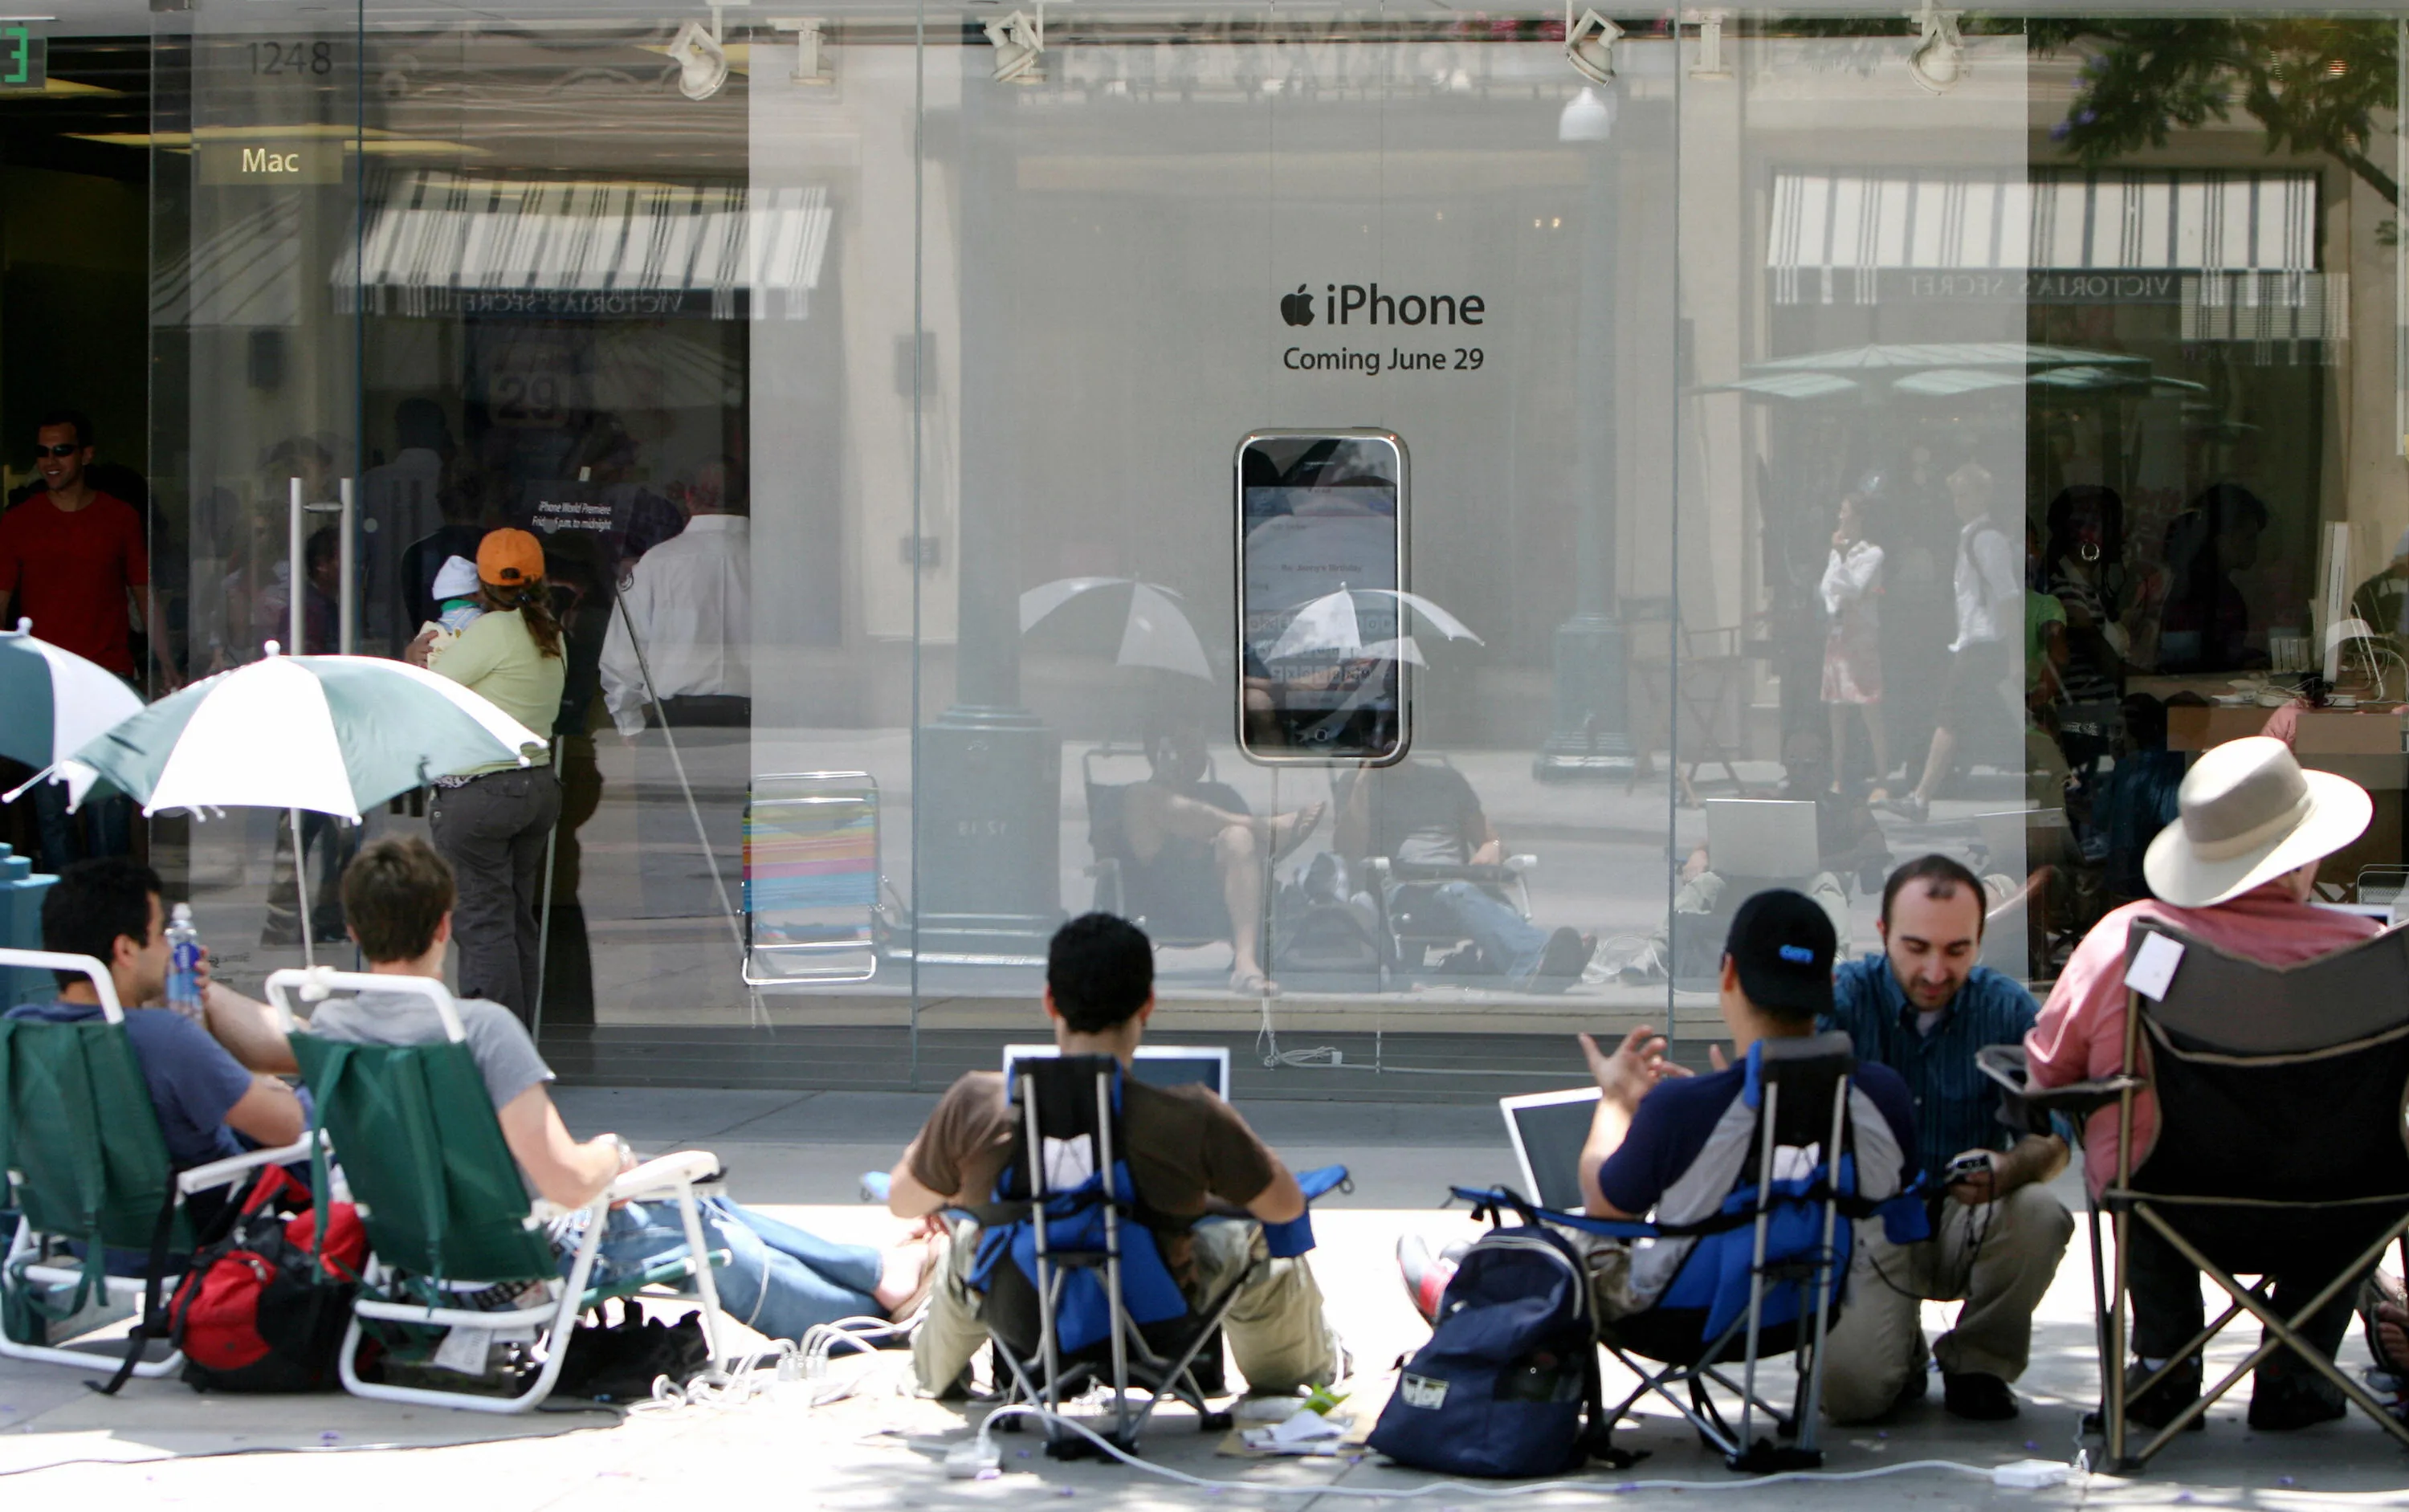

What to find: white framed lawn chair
left=267, top=967, right=730, bottom=1414
left=0, top=949, right=316, bottom=1391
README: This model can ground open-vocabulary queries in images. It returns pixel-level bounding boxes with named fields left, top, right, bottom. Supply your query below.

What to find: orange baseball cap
left=476, top=528, right=545, bottom=587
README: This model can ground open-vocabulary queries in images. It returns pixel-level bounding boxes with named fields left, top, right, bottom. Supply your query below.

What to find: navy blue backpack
left=1368, top=1219, right=1608, bottom=1477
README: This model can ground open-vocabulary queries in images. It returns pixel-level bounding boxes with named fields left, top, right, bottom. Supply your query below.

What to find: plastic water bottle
left=165, top=903, right=204, bottom=1022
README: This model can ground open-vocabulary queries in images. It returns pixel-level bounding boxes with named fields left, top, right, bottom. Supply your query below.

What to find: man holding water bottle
left=5, top=860, right=302, bottom=1229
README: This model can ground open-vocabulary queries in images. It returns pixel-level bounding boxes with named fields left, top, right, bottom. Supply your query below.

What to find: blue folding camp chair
left=1456, top=1033, right=1921, bottom=1473
left=963, top=1053, right=1346, bottom=1458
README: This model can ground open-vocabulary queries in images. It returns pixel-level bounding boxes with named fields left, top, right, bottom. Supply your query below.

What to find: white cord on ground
left=634, top=1309, right=927, bottom=1415
left=968, top=1404, right=2052, bottom=1496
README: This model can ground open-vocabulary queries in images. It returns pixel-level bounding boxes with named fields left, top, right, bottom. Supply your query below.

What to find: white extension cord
left=949, top=1404, right=2081, bottom=1495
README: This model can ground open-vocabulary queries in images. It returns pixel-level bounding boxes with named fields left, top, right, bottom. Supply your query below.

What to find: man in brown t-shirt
left=887, top=913, right=1339, bottom=1399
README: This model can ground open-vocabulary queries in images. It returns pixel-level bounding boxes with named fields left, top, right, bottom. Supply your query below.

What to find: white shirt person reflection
left=597, top=461, right=751, bottom=738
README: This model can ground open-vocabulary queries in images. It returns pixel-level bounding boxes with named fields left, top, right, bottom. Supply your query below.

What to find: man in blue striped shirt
left=1816, top=855, right=2074, bottom=1425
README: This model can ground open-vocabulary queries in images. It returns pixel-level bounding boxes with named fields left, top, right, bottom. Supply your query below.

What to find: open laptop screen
left=1499, top=1086, right=1603, bottom=1212
left=1001, top=1044, right=1233, bottom=1100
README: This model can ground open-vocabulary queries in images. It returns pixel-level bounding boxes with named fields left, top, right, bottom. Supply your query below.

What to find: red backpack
left=169, top=1166, right=368, bottom=1392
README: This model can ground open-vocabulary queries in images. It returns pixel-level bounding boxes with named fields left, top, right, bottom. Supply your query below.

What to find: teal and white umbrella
left=18, top=647, right=546, bottom=968
left=56, top=648, right=545, bottom=821
left=0, top=619, right=144, bottom=805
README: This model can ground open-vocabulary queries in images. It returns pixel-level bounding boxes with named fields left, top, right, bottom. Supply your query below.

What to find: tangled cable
left=633, top=1306, right=930, bottom=1415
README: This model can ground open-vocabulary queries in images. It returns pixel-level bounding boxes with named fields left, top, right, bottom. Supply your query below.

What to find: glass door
left=149, top=0, right=365, bottom=989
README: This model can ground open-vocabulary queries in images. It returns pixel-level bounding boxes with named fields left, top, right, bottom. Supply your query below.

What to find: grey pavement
left=2, top=1086, right=2400, bottom=1506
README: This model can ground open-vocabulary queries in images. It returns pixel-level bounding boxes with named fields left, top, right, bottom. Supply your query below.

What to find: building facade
left=5, top=2, right=2403, bottom=1093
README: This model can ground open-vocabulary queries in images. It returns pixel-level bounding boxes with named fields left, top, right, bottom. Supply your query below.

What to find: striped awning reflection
left=342, top=170, right=833, bottom=320
left=1769, top=168, right=2327, bottom=332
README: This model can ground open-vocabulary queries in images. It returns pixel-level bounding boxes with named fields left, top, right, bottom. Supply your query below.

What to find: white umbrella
left=0, top=619, right=143, bottom=809
left=1018, top=577, right=1213, bottom=680
left=1263, top=588, right=1481, bottom=665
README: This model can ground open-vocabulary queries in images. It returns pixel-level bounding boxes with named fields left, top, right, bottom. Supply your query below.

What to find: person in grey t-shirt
left=310, top=837, right=941, bottom=1343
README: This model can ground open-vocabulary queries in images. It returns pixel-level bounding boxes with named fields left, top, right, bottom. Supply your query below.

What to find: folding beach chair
left=0, top=948, right=315, bottom=1390
left=965, top=1054, right=1345, bottom=1457
left=267, top=968, right=730, bottom=1414
left=1457, top=1033, right=1919, bottom=1473
left=1991, top=920, right=2409, bottom=1472
left=742, top=771, right=887, bottom=987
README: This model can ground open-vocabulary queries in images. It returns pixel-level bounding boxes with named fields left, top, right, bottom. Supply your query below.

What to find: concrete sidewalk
left=0, top=1088, right=2402, bottom=1507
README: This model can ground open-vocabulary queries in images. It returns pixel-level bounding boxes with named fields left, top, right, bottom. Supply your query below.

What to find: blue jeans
left=585, top=1196, right=885, bottom=1343
left=1425, top=880, right=1551, bottom=980
left=32, top=783, right=130, bottom=873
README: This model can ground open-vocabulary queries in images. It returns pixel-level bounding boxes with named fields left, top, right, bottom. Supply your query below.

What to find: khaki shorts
left=1560, top=1228, right=1646, bottom=1324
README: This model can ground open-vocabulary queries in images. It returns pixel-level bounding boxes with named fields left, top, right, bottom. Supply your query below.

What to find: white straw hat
left=2143, top=736, right=2370, bottom=907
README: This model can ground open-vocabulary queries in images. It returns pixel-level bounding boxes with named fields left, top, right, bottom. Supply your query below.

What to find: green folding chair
left=266, top=967, right=729, bottom=1414
left=0, top=948, right=316, bottom=1388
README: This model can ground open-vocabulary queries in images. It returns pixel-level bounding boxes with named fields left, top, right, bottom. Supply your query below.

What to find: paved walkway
left=2, top=1089, right=2402, bottom=1507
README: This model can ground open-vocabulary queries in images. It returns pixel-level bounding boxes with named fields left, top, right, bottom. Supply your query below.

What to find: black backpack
left=1368, top=1218, right=1612, bottom=1477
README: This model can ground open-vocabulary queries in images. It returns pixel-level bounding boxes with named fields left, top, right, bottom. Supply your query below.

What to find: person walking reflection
left=1820, top=491, right=1887, bottom=793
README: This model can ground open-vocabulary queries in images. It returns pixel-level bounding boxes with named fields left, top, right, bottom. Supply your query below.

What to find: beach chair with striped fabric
left=742, top=771, right=886, bottom=986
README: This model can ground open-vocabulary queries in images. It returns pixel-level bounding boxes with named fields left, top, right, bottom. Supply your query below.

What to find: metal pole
left=337, top=477, right=355, bottom=655
left=1737, top=1076, right=1778, bottom=1453
left=531, top=735, right=565, bottom=1041
left=605, top=577, right=750, bottom=1009
left=291, top=807, right=315, bottom=970
left=287, top=478, right=304, bottom=655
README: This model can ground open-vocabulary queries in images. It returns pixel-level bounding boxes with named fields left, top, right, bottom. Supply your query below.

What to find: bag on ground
left=1367, top=1221, right=1606, bottom=1477
left=169, top=1166, right=365, bottom=1392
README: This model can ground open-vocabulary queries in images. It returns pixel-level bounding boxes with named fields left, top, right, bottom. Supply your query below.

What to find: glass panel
left=915, top=6, right=1681, bottom=1094
left=149, top=0, right=365, bottom=993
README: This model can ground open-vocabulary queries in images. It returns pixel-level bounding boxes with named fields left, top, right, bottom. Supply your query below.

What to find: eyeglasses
left=33, top=443, right=80, bottom=459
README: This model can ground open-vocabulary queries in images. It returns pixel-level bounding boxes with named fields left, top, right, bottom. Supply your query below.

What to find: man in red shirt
left=2028, top=735, right=2378, bottom=1433
left=0, top=410, right=169, bottom=866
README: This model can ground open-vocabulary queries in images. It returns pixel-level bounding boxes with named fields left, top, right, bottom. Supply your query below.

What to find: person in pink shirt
left=2028, top=735, right=2377, bottom=1433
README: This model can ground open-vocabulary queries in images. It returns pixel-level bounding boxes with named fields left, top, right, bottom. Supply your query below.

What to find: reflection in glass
left=1237, top=430, right=1408, bottom=764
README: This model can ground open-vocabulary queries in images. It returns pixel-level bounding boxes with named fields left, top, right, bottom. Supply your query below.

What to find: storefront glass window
left=81, top=6, right=2405, bottom=1089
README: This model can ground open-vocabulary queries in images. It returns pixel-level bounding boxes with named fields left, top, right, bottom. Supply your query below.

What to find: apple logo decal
left=1280, top=283, right=1315, bottom=328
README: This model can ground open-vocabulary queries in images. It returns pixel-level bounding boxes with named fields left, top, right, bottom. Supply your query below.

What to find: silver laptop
left=1001, top=1044, right=1233, bottom=1099
left=1498, top=1086, right=1602, bottom=1212
left=1704, top=799, right=1820, bottom=879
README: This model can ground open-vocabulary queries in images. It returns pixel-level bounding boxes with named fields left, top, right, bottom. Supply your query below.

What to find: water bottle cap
left=170, top=902, right=194, bottom=923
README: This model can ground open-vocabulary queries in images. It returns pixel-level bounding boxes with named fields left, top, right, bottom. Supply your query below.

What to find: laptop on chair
left=1001, top=1044, right=1233, bottom=1099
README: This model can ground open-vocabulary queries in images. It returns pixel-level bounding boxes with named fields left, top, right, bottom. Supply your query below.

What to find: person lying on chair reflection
left=1122, top=719, right=1324, bottom=996
left=1335, top=756, right=1589, bottom=992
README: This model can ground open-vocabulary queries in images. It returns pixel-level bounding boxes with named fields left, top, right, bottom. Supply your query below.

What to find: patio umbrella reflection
left=1019, top=577, right=1213, bottom=681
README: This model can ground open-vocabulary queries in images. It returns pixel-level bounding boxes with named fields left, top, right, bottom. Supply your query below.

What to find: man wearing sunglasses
left=0, top=410, right=174, bottom=866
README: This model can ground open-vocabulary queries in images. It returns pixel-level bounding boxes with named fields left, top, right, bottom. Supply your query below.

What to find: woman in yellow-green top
left=406, top=528, right=565, bottom=1022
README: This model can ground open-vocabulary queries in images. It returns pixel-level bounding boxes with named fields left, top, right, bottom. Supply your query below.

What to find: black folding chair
left=1992, top=920, right=2409, bottom=1472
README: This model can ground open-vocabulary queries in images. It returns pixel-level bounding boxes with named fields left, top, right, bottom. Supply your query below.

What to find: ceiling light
left=668, top=14, right=731, bottom=100
left=1906, top=1, right=1966, bottom=94
left=1557, top=84, right=1616, bottom=142
left=1565, top=4, right=1620, bottom=85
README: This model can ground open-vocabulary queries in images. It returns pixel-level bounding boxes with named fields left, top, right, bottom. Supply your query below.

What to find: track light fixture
left=1565, top=4, right=1621, bottom=84
left=668, top=10, right=732, bottom=100
left=1906, top=0, right=1966, bottom=94
left=984, top=3, right=1045, bottom=84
